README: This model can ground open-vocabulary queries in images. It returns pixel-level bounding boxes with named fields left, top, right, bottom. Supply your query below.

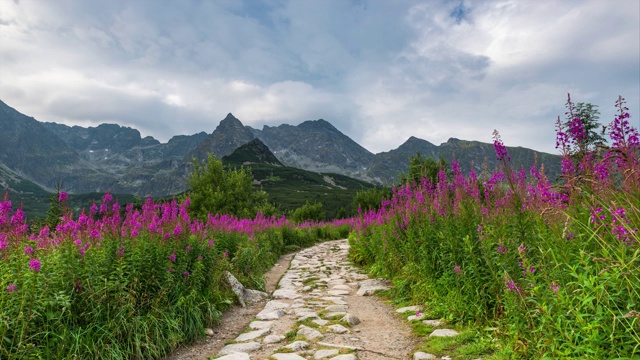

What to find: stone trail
left=214, top=239, right=462, bottom=360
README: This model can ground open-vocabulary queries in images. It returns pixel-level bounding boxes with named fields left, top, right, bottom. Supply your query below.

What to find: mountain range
left=0, top=99, right=562, bottom=200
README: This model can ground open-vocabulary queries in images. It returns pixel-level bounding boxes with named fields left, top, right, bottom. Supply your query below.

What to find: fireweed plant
left=0, top=193, right=351, bottom=359
left=349, top=96, right=639, bottom=358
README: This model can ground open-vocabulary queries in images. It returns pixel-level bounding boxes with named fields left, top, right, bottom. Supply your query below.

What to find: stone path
left=214, top=239, right=418, bottom=360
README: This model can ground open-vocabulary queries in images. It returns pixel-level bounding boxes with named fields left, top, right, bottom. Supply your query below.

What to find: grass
left=348, top=98, right=640, bottom=359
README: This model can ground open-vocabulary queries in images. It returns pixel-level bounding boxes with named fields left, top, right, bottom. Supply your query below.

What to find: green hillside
left=222, top=140, right=375, bottom=219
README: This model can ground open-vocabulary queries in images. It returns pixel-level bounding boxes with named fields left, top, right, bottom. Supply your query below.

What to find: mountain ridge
left=0, top=99, right=562, bottom=198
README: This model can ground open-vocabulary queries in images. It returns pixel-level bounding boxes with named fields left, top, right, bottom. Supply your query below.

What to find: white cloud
left=0, top=0, right=637, bottom=155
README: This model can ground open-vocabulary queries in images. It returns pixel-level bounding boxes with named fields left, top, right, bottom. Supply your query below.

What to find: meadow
left=0, top=193, right=350, bottom=359
left=1, top=96, right=638, bottom=359
left=349, top=96, right=639, bottom=358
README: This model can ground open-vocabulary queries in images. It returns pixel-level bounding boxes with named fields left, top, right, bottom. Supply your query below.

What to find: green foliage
left=352, top=186, right=392, bottom=213
left=565, top=94, right=607, bottom=153
left=400, top=152, right=450, bottom=186
left=188, top=154, right=270, bottom=220
left=289, top=201, right=325, bottom=223
left=242, top=162, right=373, bottom=219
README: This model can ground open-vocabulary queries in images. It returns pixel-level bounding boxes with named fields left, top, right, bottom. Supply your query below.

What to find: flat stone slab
left=413, top=352, right=437, bottom=360
left=264, top=334, right=285, bottom=344
left=396, top=306, right=421, bottom=313
left=216, top=352, right=251, bottom=360
left=330, top=355, right=357, bottom=360
left=407, top=313, right=425, bottom=321
left=235, top=328, right=270, bottom=342
left=298, top=325, right=323, bottom=340
left=314, top=349, right=340, bottom=359
left=273, top=288, right=301, bottom=299
left=313, top=318, right=329, bottom=326
left=328, top=290, right=350, bottom=296
left=249, top=320, right=274, bottom=330
left=262, top=300, right=290, bottom=312
left=285, top=340, right=310, bottom=351
left=272, top=354, right=307, bottom=360
left=323, top=311, right=347, bottom=319
left=256, top=309, right=285, bottom=320
left=422, top=319, right=443, bottom=327
left=324, top=304, right=348, bottom=312
left=218, top=341, right=261, bottom=356
left=327, top=324, right=349, bottom=334
left=429, top=328, right=459, bottom=337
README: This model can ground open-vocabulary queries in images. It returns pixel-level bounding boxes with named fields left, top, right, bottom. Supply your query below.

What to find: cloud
left=0, top=0, right=637, bottom=155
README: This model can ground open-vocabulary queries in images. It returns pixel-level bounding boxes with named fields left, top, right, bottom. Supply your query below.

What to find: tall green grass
left=349, top=97, right=639, bottom=358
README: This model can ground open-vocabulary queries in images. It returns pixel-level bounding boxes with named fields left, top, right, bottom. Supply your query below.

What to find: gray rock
left=298, top=325, right=324, bottom=340
left=313, top=318, right=330, bottom=326
left=235, top=328, right=270, bottom=342
left=323, top=311, right=347, bottom=319
left=225, top=271, right=268, bottom=307
left=328, top=290, right=350, bottom=296
left=429, top=329, right=459, bottom=337
left=407, top=313, right=425, bottom=321
left=285, top=340, right=310, bottom=351
left=356, top=278, right=391, bottom=296
left=413, top=352, right=437, bottom=360
left=422, top=319, right=443, bottom=327
left=271, top=354, right=307, bottom=360
left=256, top=309, right=285, bottom=320
left=218, top=341, right=261, bottom=356
left=329, top=355, right=357, bottom=360
left=204, top=328, right=215, bottom=336
left=324, top=305, right=348, bottom=312
left=249, top=321, right=274, bottom=330
left=216, top=353, right=251, bottom=360
left=327, top=324, right=349, bottom=334
left=396, top=306, right=421, bottom=313
left=263, top=334, right=285, bottom=344
left=314, top=349, right=340, bottom=359
left=340, top=314, right=360, bottom=326
left=273, top=288, right=301, bottom=300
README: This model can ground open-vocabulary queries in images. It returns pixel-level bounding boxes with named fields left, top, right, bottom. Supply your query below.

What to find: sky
left=0, top=0, right=638, bottom=155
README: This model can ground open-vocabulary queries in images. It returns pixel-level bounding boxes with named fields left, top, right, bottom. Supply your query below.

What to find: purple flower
left=505, top=279, right=521, bottom=293
left=117, top=248, right=125, bottom=257
left=58, top=192, right=68, bottom=203
left=185, top=245, right=191, bottom=252
left=103, top=193, right=113, bottom=203
left=197, top=255, right=203, bottom=260
left=23, top=246, right=34, bottom=256
left=29, top=258, right=41, bottom=272
left=223, top=251, right=229, bottom=258
left=183, top=271, right=189, bottom=277
left=169, top=253, right=176, bottom=262
left=492, top=129, right=510, bottom=162
left=6, top=283, right=17, bottom=293
left=550, top=282, right=560, bottom=293
left=453, top=265, right=462, bottom=276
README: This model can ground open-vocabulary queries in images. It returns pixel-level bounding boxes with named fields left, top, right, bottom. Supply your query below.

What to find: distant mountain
left=0, top=99, right=563, bottom=206
left=187, top=113, right=255, bottom=161
left=251, top=119, right=376, bottom=180
left=0, top=100, right=108, bottom=192
left=367, top=136, right=562, bottom=184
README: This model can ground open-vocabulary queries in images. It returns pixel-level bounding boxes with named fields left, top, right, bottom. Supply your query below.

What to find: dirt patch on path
left=165, top=252, right=294, bottom=360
